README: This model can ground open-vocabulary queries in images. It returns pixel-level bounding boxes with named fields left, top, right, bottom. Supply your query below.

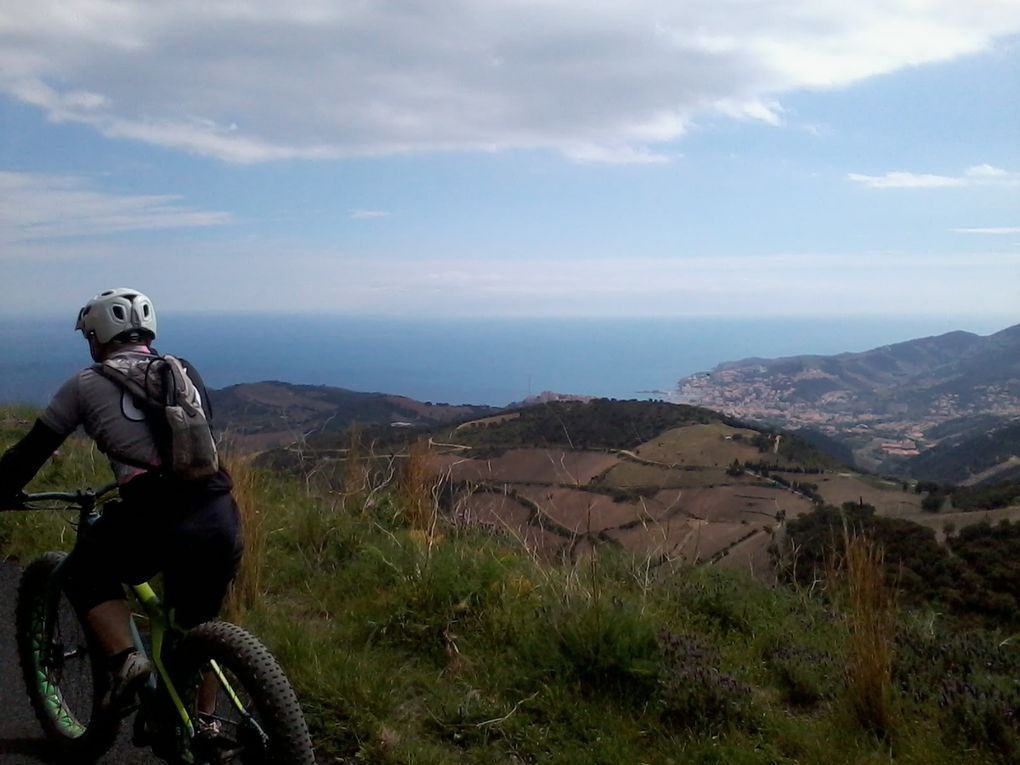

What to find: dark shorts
left=62, top=472, right=243, bottom=628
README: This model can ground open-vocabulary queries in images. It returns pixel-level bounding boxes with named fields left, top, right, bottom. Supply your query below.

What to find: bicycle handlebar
left=4, top=482, right=120, bottom=511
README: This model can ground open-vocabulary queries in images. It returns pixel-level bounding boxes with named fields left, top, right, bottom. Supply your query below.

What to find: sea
left=0, top=314, right=1014, bottom=408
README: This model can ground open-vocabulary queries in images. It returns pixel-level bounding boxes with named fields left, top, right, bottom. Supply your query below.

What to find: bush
left=895, top=621, right=1020, bottom=760
left=513, top=595, right=660, bottom=700
left=657, top=632, right=752, bottom=732
left=765, top=644, right=838, bottom=707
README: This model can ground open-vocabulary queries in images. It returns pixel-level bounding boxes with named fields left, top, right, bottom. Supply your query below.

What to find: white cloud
left=848, top=165, right=1020, bottom=189
left=952, top=226, right=1020, bottom=234
left=349, top=210, right=391, bottom=220
left=0, top=171, right=233, bottom=244
left=712, top=98, right=785, bottom=126
left=3, top=243, right=1017, bottom=318
left=1, top=1, right=1018, bottom=164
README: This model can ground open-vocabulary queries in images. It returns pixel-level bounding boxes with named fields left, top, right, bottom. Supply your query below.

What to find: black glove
left=1, top=491, right=28, bottom=510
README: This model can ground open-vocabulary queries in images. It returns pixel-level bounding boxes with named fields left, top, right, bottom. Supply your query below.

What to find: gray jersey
left=40, top=348, right=163, bottom=484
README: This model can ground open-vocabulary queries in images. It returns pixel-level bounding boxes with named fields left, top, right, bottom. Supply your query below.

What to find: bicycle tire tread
left=176, top=620, right=316, bottom=764
left=14, top=551, right=119, bottom=763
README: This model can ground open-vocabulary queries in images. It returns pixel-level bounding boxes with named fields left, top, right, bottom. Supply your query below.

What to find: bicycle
left=7, top=483, right=316, bottom=764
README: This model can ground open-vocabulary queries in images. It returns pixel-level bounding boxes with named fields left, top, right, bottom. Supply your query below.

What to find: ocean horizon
left=1, top=313, right=1015, bottom=409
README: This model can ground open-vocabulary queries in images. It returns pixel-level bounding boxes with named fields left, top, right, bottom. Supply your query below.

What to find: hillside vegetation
left=215, top=380, right=498, bottom=451
left=3, top=404, right=1019, bottom=764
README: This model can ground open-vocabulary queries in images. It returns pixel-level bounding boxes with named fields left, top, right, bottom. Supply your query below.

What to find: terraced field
left=433, top=420, right=821, bottom=576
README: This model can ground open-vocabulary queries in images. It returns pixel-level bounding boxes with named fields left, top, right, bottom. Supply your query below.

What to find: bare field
left=433, top=449, right=621, bottom=485
left=445, top=478, right=811, bottom=573
left=516, top=486, right=666, bottom=533
left=601, top=462, right=734, bottom=489
left=433, top=434, right=1010, bottom=581
left=653, top=486, right=814, bottom=524
left=634, top=423, right=770, bottom=467
left=898, top=505, right=1020, bottom=542
left=605, top=518, right=758, bottom=563
left=455, top=412, right=521, bottom=431
left=714, top=529, right=777, bottom=581
left=807, top=473, right=922, bottom=517
left=457, top=490, right=567, bottom=551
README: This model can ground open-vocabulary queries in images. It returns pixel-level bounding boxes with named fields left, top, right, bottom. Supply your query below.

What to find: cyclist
left=0, top=288, right=242, bottom=710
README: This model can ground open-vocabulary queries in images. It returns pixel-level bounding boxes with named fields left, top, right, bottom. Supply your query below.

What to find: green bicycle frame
left=128, top=581, right=251, bottom=746
left=128, top=581, right=197, bottom=739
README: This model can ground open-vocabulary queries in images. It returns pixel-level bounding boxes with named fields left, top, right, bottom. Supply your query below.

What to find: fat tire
left=174, top=620, right=315, bottom=764
left=14, top=551, right=119, bottom=762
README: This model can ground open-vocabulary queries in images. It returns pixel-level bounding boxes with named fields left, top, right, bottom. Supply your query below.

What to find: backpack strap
left=93, top=355, right=173, bottom=472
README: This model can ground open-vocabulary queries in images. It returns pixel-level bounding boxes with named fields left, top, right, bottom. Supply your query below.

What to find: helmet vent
left=78, top=288, right=156, bottom=343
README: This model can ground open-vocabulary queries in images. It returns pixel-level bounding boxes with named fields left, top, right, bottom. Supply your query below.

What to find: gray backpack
left=97, top=353, right=220, bottom=480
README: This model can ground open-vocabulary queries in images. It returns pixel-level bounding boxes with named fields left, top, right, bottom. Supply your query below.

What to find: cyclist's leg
left=62, top=508, right=149, bottom=656
left=160, top=491, right=241, bottom=720
left=62, top=500, right=163, bottom=706
left=162, top=491, right=242, bottom=629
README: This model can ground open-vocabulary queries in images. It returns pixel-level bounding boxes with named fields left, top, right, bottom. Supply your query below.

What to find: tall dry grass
left=222, top=454, right=266, bottom=619
left=834, top=526, right=898, bottom=737
left=341, top=425, right=370, bottom=515
left=398, top=439, right=438, bottom=532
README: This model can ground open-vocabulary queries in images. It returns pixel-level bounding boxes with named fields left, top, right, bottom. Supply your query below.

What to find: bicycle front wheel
left=173, top=620, right=315, bottom=764
left=15, top=551, right=120, bottom=761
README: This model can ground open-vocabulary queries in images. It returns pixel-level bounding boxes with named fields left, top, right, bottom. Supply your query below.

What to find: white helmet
left=75, top=288, right=157, bottom=344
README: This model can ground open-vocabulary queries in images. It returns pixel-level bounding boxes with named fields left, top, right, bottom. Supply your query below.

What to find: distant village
left=672, top=369, right=1020, bottom=461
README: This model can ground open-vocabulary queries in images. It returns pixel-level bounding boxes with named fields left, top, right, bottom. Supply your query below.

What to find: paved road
left=0, top=560, right=162, bottom=765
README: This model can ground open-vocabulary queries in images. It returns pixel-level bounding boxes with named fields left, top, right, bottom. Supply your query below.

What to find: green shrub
left=895, top=620, right=1020, bottom=760
left=510, top=593, right=660, bottom=700
left=765, top=643, right=839, bottom=707
left=381, top=534, right=518, bottom=656
left=657, top=632, right=752, bottom=732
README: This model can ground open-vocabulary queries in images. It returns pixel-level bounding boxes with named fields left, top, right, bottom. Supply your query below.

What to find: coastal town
left=671, top=366, right=1020, bottom=467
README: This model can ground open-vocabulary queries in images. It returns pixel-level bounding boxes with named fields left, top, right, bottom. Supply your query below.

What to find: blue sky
left=1, top=2, right=1018, bottom=322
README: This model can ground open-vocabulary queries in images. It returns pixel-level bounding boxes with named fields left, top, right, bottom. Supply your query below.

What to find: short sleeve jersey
left=40, top=347, right=163, bottom=484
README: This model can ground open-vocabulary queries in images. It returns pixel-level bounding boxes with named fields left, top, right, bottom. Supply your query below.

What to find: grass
left=221, top=453, right=267, bottom=619
left=1, top=407, right=1016, bottom=764
left=838, top=528, right=898, bottom=738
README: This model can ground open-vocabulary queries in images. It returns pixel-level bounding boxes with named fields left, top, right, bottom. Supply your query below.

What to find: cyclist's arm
left=0, top=419, right=67, bottom=501
left=0, top=374, right=80, bottom=503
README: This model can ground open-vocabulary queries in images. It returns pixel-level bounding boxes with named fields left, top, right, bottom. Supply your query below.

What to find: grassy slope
left=1, top=408, right=1016, bottom=764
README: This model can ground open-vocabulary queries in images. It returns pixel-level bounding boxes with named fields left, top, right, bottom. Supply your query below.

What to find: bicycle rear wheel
left=172, top=620, right=315, bottom=764
left=15, top=551, right=120, bottom=761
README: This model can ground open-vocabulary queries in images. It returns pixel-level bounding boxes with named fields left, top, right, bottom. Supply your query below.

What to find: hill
left=213, top=380, right=498, bottom=450
left=906, top=420, right=1020, bottom=484
left=4, top=403, right=1020, bottom=764
left=250, top=395, right=1020, bottom=574
left=673, top=323, right=1020, bottom=476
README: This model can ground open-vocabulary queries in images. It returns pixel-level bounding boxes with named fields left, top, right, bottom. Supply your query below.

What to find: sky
left=1, top=1, right=1019, bottom=321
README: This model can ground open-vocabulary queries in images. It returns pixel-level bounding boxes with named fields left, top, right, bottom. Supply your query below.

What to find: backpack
left=96, top=353, right=220, bottom=480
